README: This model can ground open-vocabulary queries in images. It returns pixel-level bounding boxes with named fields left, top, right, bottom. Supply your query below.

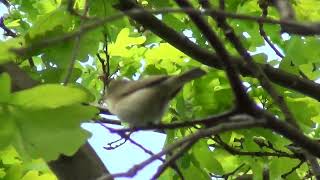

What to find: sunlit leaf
left=11, top=84, right=91, bottom=110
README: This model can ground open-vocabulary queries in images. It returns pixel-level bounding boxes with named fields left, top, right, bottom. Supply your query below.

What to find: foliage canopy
left=1, top=0, right=320, bottom=179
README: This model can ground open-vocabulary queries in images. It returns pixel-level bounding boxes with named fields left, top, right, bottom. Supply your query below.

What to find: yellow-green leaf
left=11, top=84, right=90, bottom=109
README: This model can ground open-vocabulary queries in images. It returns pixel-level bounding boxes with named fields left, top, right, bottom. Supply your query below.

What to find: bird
left=103, top=68, right=206, bottom=126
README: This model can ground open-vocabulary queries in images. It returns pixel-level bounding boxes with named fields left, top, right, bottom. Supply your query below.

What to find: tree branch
left=8, top=4, right=320, bottom=100
left=0, top=62, right=111, bottom=179
left=201, top=0, right=298, bottom=127
left=175, top=0, right=255, bottom=111
left=63, top=0, right=89, bottom=85
left=281, top=160, right=305, bottom=178
left=115, top=1, right=320, bottom=101
left=150, top=141, right=193, bottom=180
left=213, top=136, right=300, bottom=159
left=258, top=1, right=284, bottom=59
left=262, top=110, right=320, bottom=158
left=110, top=110, right=237, bottom=132
left=97, top=117, right=264, bottom=180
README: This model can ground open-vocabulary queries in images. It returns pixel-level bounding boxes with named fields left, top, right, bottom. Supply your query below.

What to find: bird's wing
left=118, top=75, right=169, bottom=97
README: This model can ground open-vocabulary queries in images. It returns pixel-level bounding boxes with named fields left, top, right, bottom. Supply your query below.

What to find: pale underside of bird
left=104, top=68, right=206, bottom=126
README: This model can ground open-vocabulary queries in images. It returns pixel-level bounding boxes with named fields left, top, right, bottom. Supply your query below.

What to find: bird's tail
left=176, top=68, right=206, bottom=83
left=163, top=68, right=206, bottom=97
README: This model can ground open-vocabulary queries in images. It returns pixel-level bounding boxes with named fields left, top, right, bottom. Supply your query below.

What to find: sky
left=83, top=123, right=166, bottom=180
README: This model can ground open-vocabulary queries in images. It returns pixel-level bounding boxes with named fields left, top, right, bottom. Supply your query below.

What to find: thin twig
left=27, top=57, right=35, bottom=69
left=62, top=35, right=81, bottom=85
left=13, top=7, right=320, bottom=56
left=304, top=153, right=320, bottom=179
left=213, top=136, right=299, bottom=159
left=150, top=141, right=194, bottom=180
left=116, top=1, right=320, bottom=101
left=129, top=137, right=185, bottom=180
left=97, top=118, right=121, bottom=125
left=201, top=0, right=298, bottom=127
left=63, top=0, right=89, bottom=85
left=97, top=118, right=264, bottom=180
left=281, top=160, right=305, bottom=178
left=175, top=0, right=255, bottom=111
left=263, top=165, right=270, bottom=180
left=260, top=1, right=320, bottom=172
left=210, top=163, right=245, bottom=179
left=258, top=1, right=284, bottom=59
left=100, top=122, right=185, bottom=179
left=9, top=5, right=320, bottom=100
left=0, top=16, right=17, bottom=37
left=262, top=110, right=320, bottom=158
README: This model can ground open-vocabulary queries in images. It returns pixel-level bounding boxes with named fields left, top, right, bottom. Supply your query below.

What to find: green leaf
left=287, top=97, right=318, bottom=126
left=109, top=28, right=146, bottom=57
left=0, top=73, right=11, bottom=103
left=21, top=170, right=57, bottom=180
left=299, top=63, right=320, bottom=80
left=295, top=1, right=320, bottom=21
left=38, top=67, right=82, bottom=83
left=0, top=38, right=25, bottom=64
left=252, top=53, right=268, bottom=64
left=11, top=84, right=91, bottom=110
left=0, top=146, right=21, bottom=165
left=144, top=43, right=186, bottom=64
left=270, top=158, right=300, bottom=179
left=279, top=57, right=299, bottom=75
left=211, top=149, right=240, bottom=173
left=11, top=104, right=97, bottom=160
left=285, top=36, right=320, bottom=65
left=0, top=168, right=5, bottom=178
left=3, top=163, right=23, bottom=180
left=192, top=140, right=224, bottom=174
left=33, top=0, right=58, bottom=14
left=26, top=7, right=73, bottom=41
left=0, top=111, right=16, bottom=149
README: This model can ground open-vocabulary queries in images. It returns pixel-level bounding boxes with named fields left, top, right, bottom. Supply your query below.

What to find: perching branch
left=109, top=110, right=237, bottom=132
left=97, top=117, right=264, bottom=180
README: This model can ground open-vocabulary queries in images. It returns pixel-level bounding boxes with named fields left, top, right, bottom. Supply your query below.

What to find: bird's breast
left=112, top=87, right=169, bottom=126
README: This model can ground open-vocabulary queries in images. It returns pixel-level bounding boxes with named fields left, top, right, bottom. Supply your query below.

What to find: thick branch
left=262, top=110, right=320, bottom=158
left=115, top=0, right=320, bottom=101
left=10, top=4, right=320, bottom=100
left=200, top=0, right=298, bottom=127
left=174, top=0, right=255, bottom=111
